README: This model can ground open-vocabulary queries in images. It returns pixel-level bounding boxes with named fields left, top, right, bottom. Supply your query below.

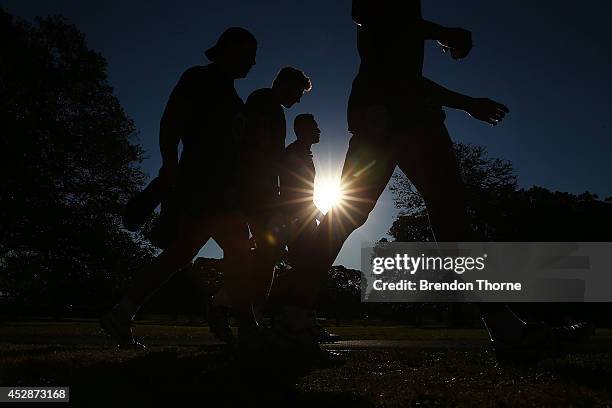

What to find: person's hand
left=158, top=163, right=178, bottom=191
left=465, top=98, right=510, bottom=125
left=438, top=27, right=473, bottom=59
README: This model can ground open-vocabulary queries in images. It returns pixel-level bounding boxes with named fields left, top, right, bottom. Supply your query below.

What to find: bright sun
left=313, top=178, right=343, bottom=214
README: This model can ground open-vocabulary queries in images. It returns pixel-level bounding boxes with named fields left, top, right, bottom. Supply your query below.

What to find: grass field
left=1, top=320, right=612, bottom=407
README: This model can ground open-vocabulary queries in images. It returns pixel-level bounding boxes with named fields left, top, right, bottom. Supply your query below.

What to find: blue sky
left=3, top=0, right=611, bottom=269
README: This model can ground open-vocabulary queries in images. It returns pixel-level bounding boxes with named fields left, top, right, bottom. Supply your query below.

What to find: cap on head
left=205, top=27, right=257, bottom=62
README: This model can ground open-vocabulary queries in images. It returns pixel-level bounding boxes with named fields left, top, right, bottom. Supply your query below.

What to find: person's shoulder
left=248, top=88, right=272, bottom=100
left=245, top=88, right=278, bottom=116
left=178, top=65, right=210, bottom=82
left=173, top=65, right=218, bottom=97
left=285, top=140, right=299, bottom=151
left=247, top=87, right=273, bottom=102
left=284, top=141, right=303, bottom=158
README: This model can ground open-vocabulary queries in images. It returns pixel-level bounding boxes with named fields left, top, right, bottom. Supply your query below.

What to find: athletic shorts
left=347, top=72, right=446, bottom=135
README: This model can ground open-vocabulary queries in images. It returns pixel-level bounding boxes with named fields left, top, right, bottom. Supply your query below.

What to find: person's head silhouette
left=272, top=67, right=312, bottom=108
left=206, top=27, right=257, bottom=79
left=294, top=113, right=320, bottom=146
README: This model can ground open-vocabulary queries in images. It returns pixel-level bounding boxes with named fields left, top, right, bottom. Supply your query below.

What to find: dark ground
left=1, top=321, right=612, bottom=407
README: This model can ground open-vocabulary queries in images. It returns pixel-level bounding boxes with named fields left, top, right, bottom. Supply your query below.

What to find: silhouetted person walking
left=280, top=1, right=590, bottom=365
left=207, top=67, right=312, bottom=343
left=274, top=0, right=547, bottom=360
left=276, top=113, right=342, bottom=344
left=101, top=27, right=259, bottom=348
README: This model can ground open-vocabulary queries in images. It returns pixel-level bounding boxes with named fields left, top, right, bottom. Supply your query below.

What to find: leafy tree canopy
left=0, top=10, right=153, bottom=311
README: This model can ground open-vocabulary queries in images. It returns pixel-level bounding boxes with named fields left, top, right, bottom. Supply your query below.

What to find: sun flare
left=313, top=178, right=343, bottom=214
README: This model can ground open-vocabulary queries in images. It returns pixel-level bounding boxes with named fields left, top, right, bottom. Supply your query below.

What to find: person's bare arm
left=159, top=105, right=180, bottom=166
left=159, top=98, right=181, bottom=188
left=158, top=74, right=193, bottom=188
left=416, top=19, right=451, bottom=40
left=420, top=21, right=473, bottom=59
left=423, top=77, right=510, bottom=125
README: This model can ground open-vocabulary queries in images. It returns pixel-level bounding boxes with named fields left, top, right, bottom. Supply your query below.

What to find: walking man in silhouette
left=207, top=67, right=313, bottom=344
left=273, top=0, right=585, bottom=364
left=277, top=113, right=342, bottom=343
left=279, top=1, right=591, bottom=364
left=101, top=27, right=261, bottom=348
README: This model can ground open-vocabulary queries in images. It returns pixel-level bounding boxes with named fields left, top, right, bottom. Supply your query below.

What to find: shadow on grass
left=542, top=353, right=612, bottom=391
left=2, top=346, right=373, bottom=407
left=3, top=342, right=612, bottom=407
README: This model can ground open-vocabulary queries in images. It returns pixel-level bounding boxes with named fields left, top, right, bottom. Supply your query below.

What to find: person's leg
left=395, top=123, right=471, bottom=242
left=208, top=212, right=282, bottom=344
left=269, top=134, right=396, bottom=367
left=266, top=216, right=317, bottom=308
left=248, top=213, right=281, bottom=314
left=396, top=123, right=527, bottom=341
left=211, top=212, right=256, bottom=328
left=207, top=286, right=235, bottom=343
left=102, top=215, right=212, bottom=346
left=286, top=217, right=318, bottom=266
left=284, top=217, right=342, bottom=344
left=211, top=288, right=232, bottom=308
left=115, top=215, right=212, bottom=320
left=287, top=135, right=397, bottom=308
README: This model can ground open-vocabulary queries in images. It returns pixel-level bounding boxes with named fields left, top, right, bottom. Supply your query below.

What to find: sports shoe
left=273, top=306, right=346, bottom=367
left=274, top=305, right=341, bottom=343
left=278, top=328, right=346, bottom=368
left=551, top=320, right=595, bottom=343
left=207, top=304, right=236, bottom=345
left=100, top=310, right=146, bottom=350
left=304, top=344, right=346, bottom=367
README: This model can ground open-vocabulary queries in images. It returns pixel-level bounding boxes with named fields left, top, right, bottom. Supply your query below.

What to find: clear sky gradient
left=4, top=0, right=611, bottom=269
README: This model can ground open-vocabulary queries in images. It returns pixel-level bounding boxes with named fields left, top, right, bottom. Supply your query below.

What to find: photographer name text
left=372, top=279, right=522, bottom=292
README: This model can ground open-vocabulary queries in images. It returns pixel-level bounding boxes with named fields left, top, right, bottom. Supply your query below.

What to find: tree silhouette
left=0, top=10, right=154, bottom=315
left=388, top=142, right=612, bottom=242
left=389, top=142, right=518, bottom=241
left=317, top=266, right=363, bottom=325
